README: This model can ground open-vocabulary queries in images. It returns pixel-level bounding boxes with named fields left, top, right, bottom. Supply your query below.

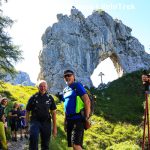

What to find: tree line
left=0, top=0, right=22, bottom=80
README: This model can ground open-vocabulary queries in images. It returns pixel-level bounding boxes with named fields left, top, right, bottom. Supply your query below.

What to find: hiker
left=9, top=102, right=20, bottom=142
left=18, top=104, right=28, bottom=140
left=0, top=97, right=9, bottom=150
left=62, top=70, right=91, bottom=150
left=142, top=70, right=150, bottom=91
left=26, top=80, right=57, bottom=150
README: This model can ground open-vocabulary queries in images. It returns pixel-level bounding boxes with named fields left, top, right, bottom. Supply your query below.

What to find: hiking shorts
left=66, top=119, right=84, bottom=147
left=10, top=120, right=19, bottom=131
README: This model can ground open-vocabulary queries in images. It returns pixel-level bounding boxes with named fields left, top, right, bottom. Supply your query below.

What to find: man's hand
left=64, top=120, right=67, bottom=132
left=84, top=118, right=91, bottom=130
left=4, top=122, right=7, bottom=128
left=51, top=110, right=57, bottom=138
left=52, top=127, right=57, bottom=138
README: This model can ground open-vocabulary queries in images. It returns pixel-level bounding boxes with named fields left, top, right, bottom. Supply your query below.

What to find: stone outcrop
left=4, top=71, right=35, bottom=86
left=38, top=7, right=150, bottom=93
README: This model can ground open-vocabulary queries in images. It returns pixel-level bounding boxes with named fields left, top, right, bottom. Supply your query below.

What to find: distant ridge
left=3, top=71, right=35, bottom=86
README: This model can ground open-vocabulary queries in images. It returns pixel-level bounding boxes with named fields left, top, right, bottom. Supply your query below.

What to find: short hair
left=37, top=80, right=47, bottom=87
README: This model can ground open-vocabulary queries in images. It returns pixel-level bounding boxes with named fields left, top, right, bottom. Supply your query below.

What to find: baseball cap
left=64, top=70, right=74, bottom=75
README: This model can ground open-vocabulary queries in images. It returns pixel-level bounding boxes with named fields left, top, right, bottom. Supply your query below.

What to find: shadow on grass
left=49, top=126, right=68, bottom=150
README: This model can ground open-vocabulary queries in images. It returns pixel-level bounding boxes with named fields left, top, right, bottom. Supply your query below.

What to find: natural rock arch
left=38, top=7, right=150, bottom=93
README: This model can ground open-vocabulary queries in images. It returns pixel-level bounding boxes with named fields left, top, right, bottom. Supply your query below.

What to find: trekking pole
left=142, top=91, right=150, bottom=150
left=146, top=92, right=150, bottom=148
left=142, top=100, right=147, bottom=150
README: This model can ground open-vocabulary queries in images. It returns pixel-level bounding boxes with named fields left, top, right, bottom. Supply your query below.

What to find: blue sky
left=2, top=0, right=150, bottom=86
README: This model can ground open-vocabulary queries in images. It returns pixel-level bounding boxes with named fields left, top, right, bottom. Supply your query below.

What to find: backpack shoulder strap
left=72, top=82, right=80, bottom=94
left=47, top=93, right=53, bottom=99
left=73, top=82, right=85, bottom=113
left=46, top=93, right=54, bottom=101
left=73, top=82, right=86, bottom=98
left=30, top=93, right=39, bottom=105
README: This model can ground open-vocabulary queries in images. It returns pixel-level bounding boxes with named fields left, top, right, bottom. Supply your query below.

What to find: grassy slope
left=0, top=81, right=38, bottom=114
left=0, top=71, right=146, bottom=149
left=0, top=81, right=37, bottom=103
left=85, top=70, right=145, bottom=150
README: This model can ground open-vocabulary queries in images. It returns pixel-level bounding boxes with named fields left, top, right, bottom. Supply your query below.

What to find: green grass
left=0, top=70, right=147, bottom=149
left=93, top=70, right=145, bottom=124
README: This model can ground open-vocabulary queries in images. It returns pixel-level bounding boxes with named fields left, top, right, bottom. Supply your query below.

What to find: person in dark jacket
left=142, top=70, right=150, bottom=91
left=26, top=80, right=57, bottom=150
left=9, top=102, right=20, bottom=142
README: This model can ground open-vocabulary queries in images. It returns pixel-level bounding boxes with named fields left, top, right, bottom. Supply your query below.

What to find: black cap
left=64, top=70, right=74, bottom=75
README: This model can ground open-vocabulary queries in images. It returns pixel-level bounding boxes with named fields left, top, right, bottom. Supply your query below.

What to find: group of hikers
left=1, top=69, right=150, bottom=150
left=0, top=98, right=28, bottom=149
left=9, top=102, right=28, bottom=141
left=0, top=69, right=92, bottom=150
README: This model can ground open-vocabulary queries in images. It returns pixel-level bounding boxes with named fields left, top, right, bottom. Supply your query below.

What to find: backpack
left=73, top=83, right=96, bottom=117
left=85, top=88, right=96, bottom=116
left=31, top=93, right=53, bottom=122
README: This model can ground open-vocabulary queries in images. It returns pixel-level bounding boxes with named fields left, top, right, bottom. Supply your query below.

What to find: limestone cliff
left=39, top=7, right=150, bottom=93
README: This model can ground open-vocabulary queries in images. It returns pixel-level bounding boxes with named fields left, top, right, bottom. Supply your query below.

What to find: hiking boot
left=12, top=137, right=15, bottom=141
left=25, top=135, right=28, bottom=139
left=14, top=137, right=17, bottom=142
left=20, top=136, right=23, bottom=140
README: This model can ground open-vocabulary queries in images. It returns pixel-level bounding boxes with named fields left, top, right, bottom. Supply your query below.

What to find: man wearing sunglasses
left=62, top=70, right=91, bottom=150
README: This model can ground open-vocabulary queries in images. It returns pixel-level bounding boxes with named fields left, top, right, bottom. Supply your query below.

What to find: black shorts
left=66, top=119, right=84, bottom=147
left=10, top=120, right=19, bottom=131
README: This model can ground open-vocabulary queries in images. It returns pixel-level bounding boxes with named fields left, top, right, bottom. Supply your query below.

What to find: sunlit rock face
left=39, top=7, right=150, bottom=93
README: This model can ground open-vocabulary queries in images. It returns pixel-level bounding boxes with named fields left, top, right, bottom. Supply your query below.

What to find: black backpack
left=31, top=93, right=53, bottom=122
left=85, top=88, right=96, bottom=116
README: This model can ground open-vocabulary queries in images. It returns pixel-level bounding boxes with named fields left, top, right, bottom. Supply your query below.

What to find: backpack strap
left=72, top=82, right=85, bottom=114
left=32, top=93, right=52, bottom=106
left=32, top=93, right=39, bottom=104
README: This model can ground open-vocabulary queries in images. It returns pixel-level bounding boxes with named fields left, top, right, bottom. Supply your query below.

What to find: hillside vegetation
left=0, top=71, right=146, bottom=149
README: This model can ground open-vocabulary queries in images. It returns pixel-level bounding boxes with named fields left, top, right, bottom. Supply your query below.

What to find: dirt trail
left=7, top=138, right=28, bottom=150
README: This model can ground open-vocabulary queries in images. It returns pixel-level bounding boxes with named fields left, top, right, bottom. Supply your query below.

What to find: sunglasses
left=64, top=74, right=73, bottom=78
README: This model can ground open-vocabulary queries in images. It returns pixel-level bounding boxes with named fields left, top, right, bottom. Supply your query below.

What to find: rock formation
left=38, top=7, right=150, bottom=93
left=4, top=71, right=35, bottom=86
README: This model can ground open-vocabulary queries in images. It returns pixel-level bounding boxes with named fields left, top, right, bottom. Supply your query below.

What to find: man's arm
left=82, top=94, right=91, bottom=119
left=25, top=110, right=30, bottom=127
left=51, top=109, right=57, bottom=137
left=64, top=113, right=67, bottom=132
left=1, top=114, right=5, bottom=123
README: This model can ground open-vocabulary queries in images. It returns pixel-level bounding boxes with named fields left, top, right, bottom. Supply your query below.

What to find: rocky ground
left=7, top=137, right=28, bottom=150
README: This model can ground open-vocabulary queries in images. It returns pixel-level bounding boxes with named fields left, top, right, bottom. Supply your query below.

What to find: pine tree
left=0, top=7, right=22, bottom=79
